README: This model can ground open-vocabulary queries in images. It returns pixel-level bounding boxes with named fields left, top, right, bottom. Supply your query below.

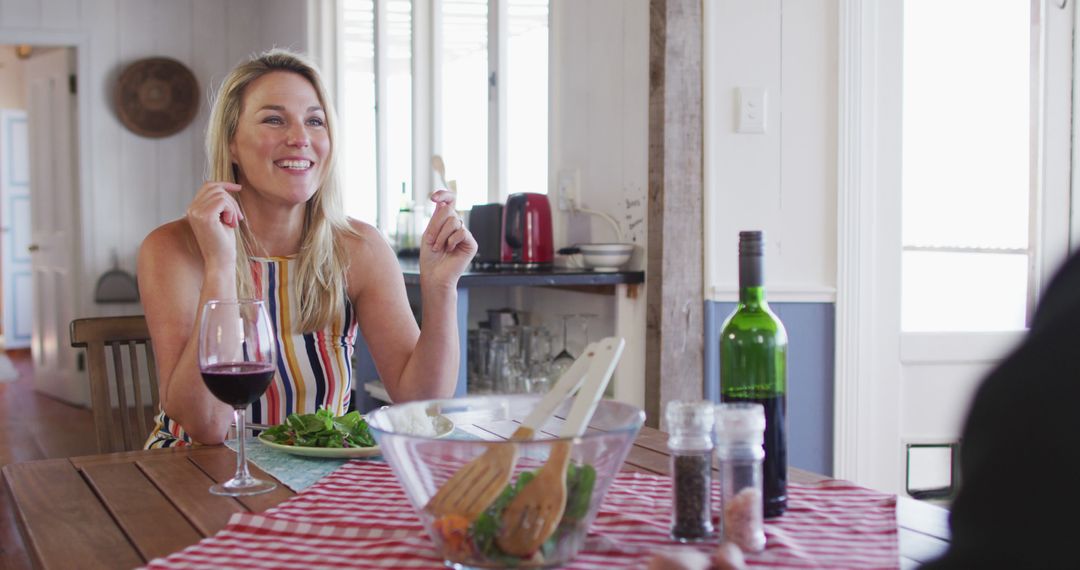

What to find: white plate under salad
left=257, top=414, right=454, bottom=458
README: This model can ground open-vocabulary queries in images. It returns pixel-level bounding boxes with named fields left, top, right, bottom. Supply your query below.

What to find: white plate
left=257, top=415, right=454, bottom=458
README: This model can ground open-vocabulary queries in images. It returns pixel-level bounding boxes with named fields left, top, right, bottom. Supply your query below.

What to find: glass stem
left=562, top=317, right=569, bottom=351
left=234, top=408, right=252, bottom=482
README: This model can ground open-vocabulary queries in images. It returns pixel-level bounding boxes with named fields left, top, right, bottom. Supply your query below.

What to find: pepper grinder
left=666, top=400, right=715, bottom=542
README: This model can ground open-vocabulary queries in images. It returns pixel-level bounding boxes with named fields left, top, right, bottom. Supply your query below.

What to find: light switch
left=736, top=87, right=767, bottom=134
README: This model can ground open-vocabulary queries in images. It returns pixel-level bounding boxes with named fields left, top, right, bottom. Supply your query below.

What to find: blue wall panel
left=704, top=301, right=835, bottom=476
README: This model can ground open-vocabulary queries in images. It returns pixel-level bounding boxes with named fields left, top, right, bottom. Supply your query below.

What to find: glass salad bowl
left=367, top=394, right=645, bottom=569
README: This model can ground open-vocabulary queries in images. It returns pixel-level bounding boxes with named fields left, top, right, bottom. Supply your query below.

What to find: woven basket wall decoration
left=114, top=57, right=199, bottom=138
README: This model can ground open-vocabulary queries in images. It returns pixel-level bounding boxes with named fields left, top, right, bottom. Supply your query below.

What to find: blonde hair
left=206, top=49, right=355, bottom=333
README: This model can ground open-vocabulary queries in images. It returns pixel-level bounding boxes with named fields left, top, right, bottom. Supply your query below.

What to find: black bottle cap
left=737, top=231, right=764, bottom=287
left=739, top=231, right=765, bottom=256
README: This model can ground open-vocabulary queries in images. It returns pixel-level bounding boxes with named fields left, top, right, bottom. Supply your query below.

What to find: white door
left=838, top=0, right=1074, bottom=496
left=0, top=109, right=33, bottom=349
left=23, top=48, right=83, bottom=405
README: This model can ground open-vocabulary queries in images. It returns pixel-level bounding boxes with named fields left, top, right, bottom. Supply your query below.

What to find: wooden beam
left=646, top=0, right=704, bottom=428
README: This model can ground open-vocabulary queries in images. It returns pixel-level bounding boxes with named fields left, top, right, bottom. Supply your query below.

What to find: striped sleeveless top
left=144, top=255, right=359, bottom=448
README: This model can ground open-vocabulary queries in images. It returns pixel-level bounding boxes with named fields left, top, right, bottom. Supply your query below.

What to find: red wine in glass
left=199, top=299, right=277, bottom=496
left=201, top=363, right=275, bottom=407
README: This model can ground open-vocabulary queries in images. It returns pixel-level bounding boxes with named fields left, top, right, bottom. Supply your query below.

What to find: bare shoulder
left=138, top=219, right=203, bottom=290
left=140, top=219, right=200, bottom=264
left=342, top=218, right=400, bottom=295
left=340, top=218, right=396, bottom=261
left=341, top=218, right=386, bottom=246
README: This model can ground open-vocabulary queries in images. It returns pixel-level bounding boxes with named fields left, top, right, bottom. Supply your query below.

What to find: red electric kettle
left=500, top=193, right=553, bottom=269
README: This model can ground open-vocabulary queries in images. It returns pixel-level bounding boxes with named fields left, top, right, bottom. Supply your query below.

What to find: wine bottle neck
left=739, top=285, right=766, bottom=305
left=739, top=253, right=765, bottom=305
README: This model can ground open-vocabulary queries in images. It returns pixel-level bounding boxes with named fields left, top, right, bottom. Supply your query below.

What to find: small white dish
left=258, top=415, right=454, bottom=458
left=578, top=243, right=634, bottom=271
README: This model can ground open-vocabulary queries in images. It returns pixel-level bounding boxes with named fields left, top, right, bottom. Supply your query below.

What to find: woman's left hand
left=419, top=190, right=477, bottom=289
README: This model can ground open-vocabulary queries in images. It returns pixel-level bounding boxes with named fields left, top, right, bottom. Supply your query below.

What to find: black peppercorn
left=672, top=452, right=713, bottom=539
left=666, top=400, right=715, bottom=542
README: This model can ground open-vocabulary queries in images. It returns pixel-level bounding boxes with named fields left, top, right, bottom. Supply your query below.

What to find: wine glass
left=577, top=313, right=598, bottom=351
left=549, top=314, right=576, bottom=379
left=199, top=299, right=277, bottom=496
left=524, top=327, right=554, bottom=393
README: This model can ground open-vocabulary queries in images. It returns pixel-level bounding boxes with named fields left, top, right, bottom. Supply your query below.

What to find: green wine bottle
left=719, top=230, right=788, bottom=517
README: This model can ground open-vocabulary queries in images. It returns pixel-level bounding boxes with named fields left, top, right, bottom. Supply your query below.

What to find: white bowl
left=578, top=243, right=634, bottom=271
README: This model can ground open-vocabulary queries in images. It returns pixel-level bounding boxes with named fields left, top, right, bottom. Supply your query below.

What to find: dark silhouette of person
left=922, top=251, right=1080, bottom=569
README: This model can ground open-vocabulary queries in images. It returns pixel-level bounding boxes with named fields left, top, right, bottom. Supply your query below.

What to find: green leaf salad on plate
left=261, top=408, right=376, bottom=449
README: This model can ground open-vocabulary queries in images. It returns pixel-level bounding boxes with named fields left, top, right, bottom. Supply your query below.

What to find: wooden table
left=3, top=425, right=949, bottom=569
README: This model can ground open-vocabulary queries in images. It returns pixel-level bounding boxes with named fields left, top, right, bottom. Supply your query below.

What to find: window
left=505, top=0, right=549, bottom=196
left=900, top=0, right=1032, bottom=332
left=340, top=0, right=377, bottom=225
left=334, top=0, right=549, bottom=233
left=441, top=0, right=488, bottom=208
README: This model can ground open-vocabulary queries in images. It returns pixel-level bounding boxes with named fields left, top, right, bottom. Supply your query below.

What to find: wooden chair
left=70, top=315, right=159, bottom=453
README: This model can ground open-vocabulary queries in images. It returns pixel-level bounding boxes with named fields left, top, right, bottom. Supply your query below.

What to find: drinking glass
left=549, top=314, right=576, bottom=379
left=488, top=334, right=523, bottom=393
left=524, top=327, right=554, bottom=393
left=199, top=299, right=277, bottom=496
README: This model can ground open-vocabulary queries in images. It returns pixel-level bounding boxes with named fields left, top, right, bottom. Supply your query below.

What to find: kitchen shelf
left=352, top=259, right=645, bottom=413
left=397, top=258, right=645, bottom=288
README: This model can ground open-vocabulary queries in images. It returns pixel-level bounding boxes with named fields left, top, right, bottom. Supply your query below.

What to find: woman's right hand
left=186, top=181, right=244, bottom=270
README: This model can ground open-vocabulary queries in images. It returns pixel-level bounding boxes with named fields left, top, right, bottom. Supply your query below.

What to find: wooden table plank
left=631, top=426, right=669, bottom=453
left=137, top=457, right=246, bottom=536
left=622, top=443, right=673, bottom=474
left=69, top=444, right=221, bottom=469
left=82, top=461, right=202, bottom=562
left=2, top=459, right=143, bottom=569
left=188, top=450, right=295, bottom=512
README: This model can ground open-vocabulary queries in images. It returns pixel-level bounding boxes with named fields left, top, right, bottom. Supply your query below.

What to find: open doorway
left=0, top=42, right=81, bottom=400
left=0, top=44, right=32, bottom=382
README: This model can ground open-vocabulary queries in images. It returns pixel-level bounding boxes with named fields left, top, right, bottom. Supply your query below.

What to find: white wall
left=0, top=0, right=305, bottom=319
left=704, top=0, right=837, bottom=302
left=550, top=0, right=649, bottom=269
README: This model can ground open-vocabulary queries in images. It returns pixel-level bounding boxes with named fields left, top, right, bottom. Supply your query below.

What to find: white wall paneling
left=117, top=0, right=159, bottom=305
left=0, top=0, right=305, bottom=321
left=550, top=0, right=648, bottom=261
left=704, top=0, right=837, bottom=302
left=548, top=0, right=648, bottom=407
left=40, top=0, right=82, bottom=30
left=259, top=0, right=307, bottom=54
left=0, top=0, right=44, bottom=29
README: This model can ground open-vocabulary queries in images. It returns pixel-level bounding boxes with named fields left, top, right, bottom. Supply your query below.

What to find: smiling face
left=229, top=71, right=330, bottom=208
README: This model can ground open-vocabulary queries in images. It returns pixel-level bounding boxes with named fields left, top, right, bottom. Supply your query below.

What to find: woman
left=138, top=49, right=475, bottom=447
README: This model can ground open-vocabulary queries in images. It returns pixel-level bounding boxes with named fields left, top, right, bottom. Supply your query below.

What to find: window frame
left=834, top=0, right=1076, bottom=493
left=897, top=0, right=1057, bottom=333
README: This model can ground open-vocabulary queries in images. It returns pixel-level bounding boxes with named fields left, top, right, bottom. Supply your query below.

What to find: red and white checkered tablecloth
left=144, top=461, right=899, bottom=569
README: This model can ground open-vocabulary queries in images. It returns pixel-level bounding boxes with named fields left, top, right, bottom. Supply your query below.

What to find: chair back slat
left=127, top=340, right=149, bottom=441
left=109, top=343, right=132, bottom=450
left=83, top=339, right=115, bottom=453
left=146, top=346, right=159, bottom=412
left=70, top=316, right=158, bottom=453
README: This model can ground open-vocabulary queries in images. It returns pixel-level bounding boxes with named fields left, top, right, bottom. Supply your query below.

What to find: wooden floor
left=0, top=350, right=98, bottom=570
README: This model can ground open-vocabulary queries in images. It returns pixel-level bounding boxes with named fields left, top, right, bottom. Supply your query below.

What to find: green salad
left=260, top=408, right=376, bottom=448
left=433, top=462, right=597, bottom=564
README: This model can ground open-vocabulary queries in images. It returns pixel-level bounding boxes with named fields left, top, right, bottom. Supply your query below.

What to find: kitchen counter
left=352, top=259, right=646, bottom=411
